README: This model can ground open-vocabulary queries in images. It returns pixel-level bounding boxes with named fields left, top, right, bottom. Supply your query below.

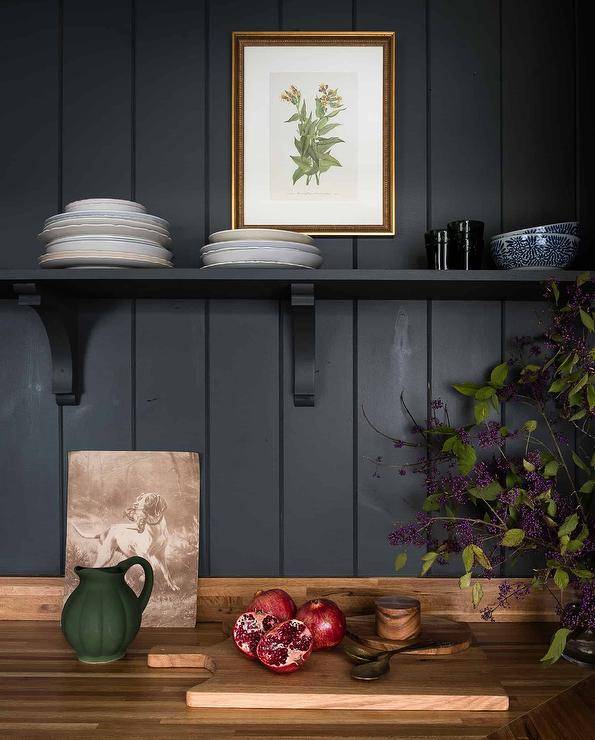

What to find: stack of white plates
left=201, top=229, right=322, bottom=269
left=38, top=198, right=173, bottom=268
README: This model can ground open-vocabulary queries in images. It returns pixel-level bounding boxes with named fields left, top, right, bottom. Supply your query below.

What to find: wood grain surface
left=0, top=621, right=590, bottom=738
left=180, top=638, right=508, bottom=711
left=346, top=614, right=471, bottom=655
left=0, top=576, right=567, bottom=623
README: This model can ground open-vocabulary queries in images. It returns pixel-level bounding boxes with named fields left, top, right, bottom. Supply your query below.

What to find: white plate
left=200, top=261, right=315, bottom=269
left=65, top=198, right=146, bottom=213
left=44, top=240, right=172, bottom=260
left=209, top=228, right=314, bottom=246
left=200, top=239, right=320, bottom=255
left=45, top=211, right=169, bottom=230
left=42, top=235, right=170, bottom=251
left=39, top=223, right=171, bottom=246
left=38, top=251, right=173, bottom=269
left=202, top=248, right=322, bottom=268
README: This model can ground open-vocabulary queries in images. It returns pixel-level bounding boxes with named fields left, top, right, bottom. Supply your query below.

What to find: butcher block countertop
left=0, top=621, right=592, bottom=739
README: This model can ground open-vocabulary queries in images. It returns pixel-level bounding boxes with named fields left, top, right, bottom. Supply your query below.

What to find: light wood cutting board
left=148, top=639, right=509, bottom=711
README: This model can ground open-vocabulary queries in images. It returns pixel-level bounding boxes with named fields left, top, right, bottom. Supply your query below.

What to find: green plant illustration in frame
left=281, top=83, right=346, bottom=186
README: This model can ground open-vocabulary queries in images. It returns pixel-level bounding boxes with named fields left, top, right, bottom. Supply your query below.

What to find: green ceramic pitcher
left=61, top=556, right=153, bottom=663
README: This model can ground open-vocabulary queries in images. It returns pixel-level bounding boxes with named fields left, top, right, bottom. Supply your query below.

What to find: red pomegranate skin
left=256, top=619, right=313, bottom=673
left=295, top=598, right=346, bottom=650
left=247, top=588, right=297, bottom=622
left=232, top=611, right=280, bottom=660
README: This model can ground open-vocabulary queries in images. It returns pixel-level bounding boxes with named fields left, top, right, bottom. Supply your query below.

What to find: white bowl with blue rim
left=491, top=221, right=582, bottom=240
left=490, top=232, right=580, bottom=269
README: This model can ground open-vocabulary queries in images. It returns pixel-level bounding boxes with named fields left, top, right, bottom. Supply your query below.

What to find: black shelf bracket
left=13, top=282, right=79, bottom=406
left=291, top=283, right=315, bottom=407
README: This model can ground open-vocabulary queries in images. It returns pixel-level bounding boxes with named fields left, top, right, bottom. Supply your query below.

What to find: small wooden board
left=149, top=638, right=508, bottom=711
left=346, top=614, right=472, bottom=655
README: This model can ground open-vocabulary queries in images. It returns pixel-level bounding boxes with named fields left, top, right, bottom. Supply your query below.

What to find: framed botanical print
left=232, top=31, right=395, bottom=235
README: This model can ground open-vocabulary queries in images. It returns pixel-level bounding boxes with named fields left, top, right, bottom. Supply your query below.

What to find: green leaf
left=579, top=308, right=594, bottom=332
left=420, top=551, right=439, bottom=576
left=459, top=572, right=472, bottom=589
left=319, top=153, right=342, bottom=167
left=579, top=480, right=595, bottom=494
left=588, top=385, right=595, bottom=412
left=318, top=123, right=341, bottom=135
left=544, top=460, right=559, bottom=478
left=569, top=409, right=587, bottom=422
left=552, top=281, right=560, bottom=304
left=474, top=401, right=489, bottom=424
left=292, top=167, right=307, bottom=185
left=571, top=566, right=593, bottom=579
left=502, top=528, right=525, bottom=547
left=566, top=538, right=584, bottom=553
left=475, top=386, right=495, bottom=400
left=540, top=628, right=571, bottom=664
left=569, top=373, right=589, bottom=397
left=549, top=378, right=571, bottom=393
left=490, top=362, right=509, bottom=388
left=576, top=271, right=591, bottom=287
left=457, top=444, right=477, bottom=475
left=462, top=544, right=474, bottom=573
left=285, top=113, right=300, bottom=123
left=325, top=107, right=345, bottom=118
left=472, top=581, right=484, bottom=608
left=554, top=568, right=569, bottom=589
left=523, top=420, right=538, bottom=433
left=422, top=493, right=441, bottom=512
left=546, top=499, right=557, bottom=517
left=472, top=544, right=491, bottom=570
left=572, top=451, right=590, bottom=473
left=468, top=480, right=502, bottom=501
left=442, top=435, right=458, bottom=453
left=453, top=383, right=480, bottom=397
left=559, top=534, right=570, bottom=554
left=393, top=552, right=408, bottom=572
left=558, top=513, right=579, bottom=538
left=523, top=458, right=536, bottom=473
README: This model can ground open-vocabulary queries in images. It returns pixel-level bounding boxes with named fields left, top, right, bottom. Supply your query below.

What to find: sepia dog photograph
left=64, top=451, right=200, bottom=627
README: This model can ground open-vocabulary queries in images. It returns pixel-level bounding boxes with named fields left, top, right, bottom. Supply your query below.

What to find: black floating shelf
left=4, top=268, right=580, bottom=409
left=0, top=268, right=581, bottom=301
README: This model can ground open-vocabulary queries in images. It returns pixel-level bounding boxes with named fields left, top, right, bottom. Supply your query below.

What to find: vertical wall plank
left=502, top=0, right=575, bottom=231
left=208, top=302, right=280, bottom=575
left=0, top=0, right=61, bottom=573
left=429, top=0, right=500, bottom=243
left=283, top=301, right=354, bottom=575
left=62, top=0, right=133, bottom=200
left=135, top=300, right=207, bottom=571
left=0, top=303, right=61, bottom=574
left=357, top=301, right=428, bottom=575
left=431, top=301, right=501, bottom=575
left=61, top=0, right=134, bottom=549
left=577, top=0, right=594, bottom=263
left=282, top=0, right=354, bottom=269
left=135, top=0, right=206, bottom=267
left=0, top=0, right=60, bottom=268
left=206, top=0, right=281, bottom=576
left=356, top=0, right=427, bottom=268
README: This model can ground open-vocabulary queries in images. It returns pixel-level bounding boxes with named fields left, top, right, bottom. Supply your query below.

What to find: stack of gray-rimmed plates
left=201, top=228, right=322, bottom=269
left=38, top=198, right=173, bottom=268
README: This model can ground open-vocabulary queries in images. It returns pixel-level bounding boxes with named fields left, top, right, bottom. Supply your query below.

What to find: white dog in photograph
left=72, top=492, right=179, bottom=591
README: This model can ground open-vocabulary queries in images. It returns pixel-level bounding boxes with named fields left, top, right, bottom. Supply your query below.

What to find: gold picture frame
left=231, top=31, right=395, bottom=235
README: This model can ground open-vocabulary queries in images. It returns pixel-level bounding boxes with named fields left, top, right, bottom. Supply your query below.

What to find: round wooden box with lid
left=374, top=596, right=421, bottom=641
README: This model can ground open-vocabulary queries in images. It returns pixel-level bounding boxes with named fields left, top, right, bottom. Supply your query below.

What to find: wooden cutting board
left=346, top=614, right=472, bottom=654
left=148, top=639, right=509, bottom=711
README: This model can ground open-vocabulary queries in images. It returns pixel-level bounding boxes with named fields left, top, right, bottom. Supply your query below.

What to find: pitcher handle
left=118, top=556, right=154, bottom=613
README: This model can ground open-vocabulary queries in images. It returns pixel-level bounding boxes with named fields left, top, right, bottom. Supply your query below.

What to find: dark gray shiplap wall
left=0, top=0, right=592, bottom=576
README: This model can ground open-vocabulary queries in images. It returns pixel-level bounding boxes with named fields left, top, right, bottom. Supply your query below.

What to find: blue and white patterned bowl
left=491, top=222, right=582, bottom=240
left=490, top=232, right=580, bottom=269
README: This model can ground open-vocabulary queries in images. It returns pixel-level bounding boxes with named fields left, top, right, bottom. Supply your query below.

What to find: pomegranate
left=295, top=598, right=346, bottom=650
left=256, top=619, right=313, bottom=673
left=232, top=611, right=280, bottom=660
left=247, top=588, right=297, bottom=622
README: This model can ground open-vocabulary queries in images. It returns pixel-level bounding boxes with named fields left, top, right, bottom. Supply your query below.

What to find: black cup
left=425, top=229, right=449, bottom=270
left=447, top=220, right=484, bottom=269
